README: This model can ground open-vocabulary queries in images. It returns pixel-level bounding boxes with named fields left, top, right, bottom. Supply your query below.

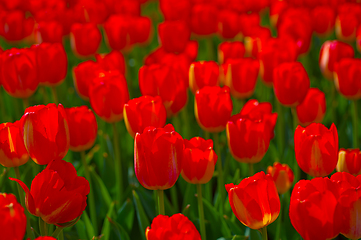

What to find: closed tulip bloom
left=294, top=123, right=338, bottom=177
left=238, top=13, right=260, bottom=37
left=146, top=213, right=201, bottom=240
left=95, top=50, right=126, bottom=75
left=10, top=159, right=89, bottom=226
left=34, top=21, right=64, bottom=43
left=124, top=96, right=167, bottom=138
left=0, top=193, right=26, bottom=240
left=273, top=62, right=310, bottom=107
left=334, top=58, right=361, bottom=100
left=289, top=177, right=342, bottom=240
left=70, top=23, right=101, bottom=57
left=190, top=4, right=218, bottom=35
left=319, top=40, right=354, bottom=80
left=134, top=124, right=183, bottom=190
left=181, top=137, right=217, bottom=184
left=0, top=121, right=29, bottom=168
left=226, top=171, right=280, bottom=230
left=311, top=6, right=335, bottom=37
left=195, top=86, right=233, bottom=133
left=158, top=20, right=190, bottom=54
left=218, top=41, right=245, bottom=64
left=336, top=149, right=361, bottom=176
left=244, top=26, right=271, bottom=59
left=159, top=0, right=191, bottom=22
left=73, top=60, right=101, bottom=101
left=0, top=48, right=38, bottom=98
left=0, top=10, right=34, bottom=41
left=189, top=61, right=219, bottom=94
left=218, top=10, right=240, bottom=39
left=296, top=88, right=326, bottom=127
left=335, top=4, right=361, bottom=42
left=267, top=162, right=294, bottom=194
left=21, top=103, right=70, bottom=165
left=65, top=106, right=98, bottom=152
left=227, top=100, right=277, bottom=163
left=89, top=71, right=129, bottom=123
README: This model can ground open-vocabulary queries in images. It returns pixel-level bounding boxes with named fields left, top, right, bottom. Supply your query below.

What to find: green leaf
left=82, top=211, right=95, bottom=239
left=101, top=201, right=116, bottom=240
left=90, top=168, right=113, bottom=206
left=132, top=190, right=150, bottom=240
left=117, top=199, right=135, bottom=232
left=74, top=219, right=89, bottom=240
left=108, top=217, right=131, bottom=240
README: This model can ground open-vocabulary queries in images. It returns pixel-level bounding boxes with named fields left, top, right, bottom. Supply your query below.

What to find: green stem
left=157, top=189, right=165, bottom=215
left=275, top=100, right=285, bottom=160
left=59, top=230, right=64, bottom=240
left=14, top=167, right=33, bottom=240
left=262, top=226, right=268, bottom=240
left=22, top=98, right=29, bottom=110
left=51, top=227, right=64, bottom=238
left=50, top=86, right=59, bottom=104
left=206, top=37, right=215, bottom=61
left=330, top=82, right=336, bottom=124
left=112, top=123, right=123, bottom=205
left=213, top=132, right=225, bottom=215
left=81, top=151, right=98, bottom=235
left=172, top=116, right=181, bottom=135
left=197, top=184, right=206, bottom=240
left=39, top=218, right=47, bottom=236
left=274, top=194, right=285, bottom=240
left=204, top=130, right=210, bottom=140
left=291, top=108, right=301, bottom=182
left=41, top=87, right=49, bottom=104
left=0, top=167, right=8, bottom=191
left=352, top=100, right=359, bottom=148
left=181, top=107, right=190, bottom=139
left=248, top=163, right=254, bottom=176
left=170, top=185, right=179, bottom=212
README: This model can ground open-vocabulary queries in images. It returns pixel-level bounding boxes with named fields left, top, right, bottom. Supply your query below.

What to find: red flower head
left=32, top=42, right=67, bottom=86
left=273, top=61, right=310, bottom=107
left=244, top=26, right=271, bottom=59
left=146, top=213, right=201, bottom=240
left=181, top=137, right=217, bottom=184
left=336, top=149, right=361, bottom=176
left=65, top=106, right=98, bottom=152
left=158, top=20, right=190, bottom=54
left=218, top=41, right=245, bottom=65
left=124, top=96, right=167, bottom=138
left=89, top=71, right=129, bottom=123
left=190, top=4, right=218, bottom=35
left=159, top=0, right=191, bottom=22
left=0, top=121, right=29, bottom=168
left=134, top=124, right=183, bottom=190
left=218, top=9, right=240, bottom=39
left=294, top=123, right=338, bottom=177
left=226, top=100, right=277, bottom=163
left=296, top=88, right=326, bottom=127
left=189, top=61, right=219, bottom=94
left=319, top=40, right=354, bottom=80
left=238, top=13, right=260, bottom=37
left=21, top=103, right=70, bottom=165
left=70, top=23, right=101, bottom=57
left=267, top=162, right=294, bottom=194
left=334, top=58, right=361, bottom=100
left=195, top=86, right=233, bottom=133
left=226, top=172, right=280, bottom=230
left=335, top=3, right=361, bottom=42
left=311, top=6, right=335, bottom=37
left=10, top=159, right=89, bottom=226
left=0, top=10, right=34, bottom=42
left=95, top=50, right=126, bottom=75
left=34, top=21, right=64, bottom=44
left=0, top=193, right=26, bottom=240
left=72, top=60, right=101, bottom=101
left=289, top=177, right=342, bottom=240
left=0, top=48, right=39, bottom=98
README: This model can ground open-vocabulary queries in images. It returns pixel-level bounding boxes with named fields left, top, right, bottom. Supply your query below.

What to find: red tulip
left=0, top=48, right=39, bottom=98
left=311, top=6, right=335, bottom=37
left=296, top=88, right=326, bottom=127
left=10, top=159, right=89, bottom=226
left=146, top=213, right=201, bottom=240
left=289, top=177, right=342, bottom=240
left=189, top=61, right=219, bottom=94
left=336, top=149, right=361, bottom=176
left=134, top=124, right=183, bottom=190
left=218, top=10, right=240, bottom=39
left=95, top=50, right=126, bottom=75
left=65, top=106, right=98, bottom=152
left=34, top=21, right=64, bottom=44
left=21, top=103, right=70, bottom=165
left=335, top=3, right=361, bottom=42
left=190, top=4, right=218, bottom=35
left=159, top=0, right=191, bottom=22
left=195, top=86, right=233, bottom=133
left=267, top=162, right=294, bottom=194
left=181, top=137, right=217, bottom=184
left=70, top=23, right=101, bottom=57
left=244, top=26, right=271, bottom=58
left=0, top=193, right=26, bottom=240
left=72, top=0, right=108, bottom=24
left=226, top=100, right=277, bottom=163
left=158, top=20, right=190, bottom=53
left=218, top=41, right=245, bottom=64
left=294, top=123, right=338, bottom=177
left=72, top=60, right=101, bottom=101
left=112, top=0, right=141, bottom=16
left=89, top=71, right=129, bottom=123
left=124, top=96, right=167, bottom=138
left=334, top=58, right=361, bottom=100
left=0, top=121, right=29, bottom=168
left=238, top=13, right=260, bottom=37
left=0, top=10, right=34, bottom=42
left=226, top=171, right=280, bottom=229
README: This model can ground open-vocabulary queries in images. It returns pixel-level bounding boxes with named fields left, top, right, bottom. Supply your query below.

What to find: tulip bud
left=267, top=162, right=294, bottom=194
left=34, top=21, right=64, bottom=44
left=334, top=58, right=361, bottom=100
left=218, top=41, right=245, bottom=65
left=218, top=10, right=240, bottom=39
left=190, top=4, right=218, bottom=35
left=0, top=10, right=34, bottom=42
left=335, top=3, right=361, bottom=42
left=95, top=50, right=126, bottom=75
left=296, top=88, right=326, bottom=127
left=70, top=23, right=101, bottom=57
left=336, top=149, right=361, bottom=176
left=189, top=61, right=219, bottom=94
left=159, top=0, right=191, bottom=22
left=158, top=20, right=190, bottom=53
left=73, top=60, right=101, bottom=101
left=311, top=6, right=335, bottom=37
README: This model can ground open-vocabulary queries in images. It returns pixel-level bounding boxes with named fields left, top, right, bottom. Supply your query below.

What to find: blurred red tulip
left=73, top=0, right=109, bottom=24
left=270, top=0, right=288, bottom=27
left=226, top=100, right=277, bottom=163
left=0, top=10, right=34, bottom=42
left=218, top=41, right=245, bottom=65
left=267, top=162, right=294, bottom=194
left=112, top=0, right=141, bottom=16
left=158, top=20, right=190, bottom=53
left=226, top=171, right=280, bottom=229
left=189, top=61, right=219, bottom=94
left=95, top=50, right=126, bottom=75
left=311, top=6, right=335, bottom=36
left=238, top=13, right=260, bottom=37
left=0, top=193, right=26, bottom=240
left=335, top=3, right=361, bottom=42
left=70, top=23, right=101, bottom=57
left=190, top=4, right=218, bottom=35
left=334, top=58, right=361, bottom=100
left=10, top=159, right=89, bottom=226
left=124, top=96, right=167, bottom=138
left=244, top=26, right=271, bottom=58
left=294, top=123, right=338, bottom=177
left=72, top=60, right=101, bottom=101
left=159, top=0, right=191, bottom=22
left=336, top=149, right=361, bottom=176
left=218, top=9, right=240, bottom=39
left=34, top=21, right=64, bottom=44
left=296, top=88, right=326, bottom=127
left=134, top=124, right=183, bottom=190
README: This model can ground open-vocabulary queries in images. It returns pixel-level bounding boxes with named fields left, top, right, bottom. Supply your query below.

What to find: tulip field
left=1, top=0, right=361, bottom=240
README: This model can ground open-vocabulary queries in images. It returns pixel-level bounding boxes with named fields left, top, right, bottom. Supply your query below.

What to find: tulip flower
left=0, top=193, right=26, bottom=240
left=0, top=10, right=34, bottom=41
left=65, top=106, right=98, bottom=152
left=269, top=1, right=288, bottom=27
left=289, top=177, right=342, bottom=240
left=72, top=60, right=101, bottom=101
left=21, top=103, right=70, bottom=165
left=335, top=3, right=361, bottom=42
left=70, top=23, right=101, bottom=57
left=226, top=100, right=277, bottom=163
left=296, top=88, right=326, bottom=127
left=124, top=96, right=167, bottom=138
left=218, top=10, right=240, bottom=39
left=244, top=26, right=271, bottom=58
left=0, top=121, right=29, bottom=168
left=336, top=149, right=361, bottom=176
left=10, top=159, right=89, bottom=226
left=189, top=61, right=219, bottom=94
left=218, top=41, right=245, bottom=64
left=334, top=58, right=361, bottom=100
left=146, top=214, right=201, bottom=240
left=190, top=4, right=218, bottom=35
left=294, top=123, right=338, bottom=177
left=158, top=20, right=190, bottom=53
left=34, top=21, right=64, bottom=43
left=273, top=62, right=310, bottom=107
left=267, top=162, right=294, bottom=194
left=95, top=50, right=126, bottom=75
left=159, top=0, right=191, bottom=22
left=311, top=6, right=335, bottom=37
left=226, top=171, right=280, bottom=230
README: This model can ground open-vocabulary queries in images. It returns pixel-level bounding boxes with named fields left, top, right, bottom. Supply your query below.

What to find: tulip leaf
left=202, top=197, right=222, bottom=238
left=81, top=211, right=95, bottom=239
left=101, top=201, right=116, bottom=240
left=74, top=219, right=89, bottom=240
left=132, top=190, right=150, bottom=240
left=116, top=198, right=135, bottom=232
left=108, top=218, right=131, bottom=240
left=223, top=215, right=244, bottom=236
left=220, top=214, right=232, bottom=238
left=90, top=168, right=113, bottom=206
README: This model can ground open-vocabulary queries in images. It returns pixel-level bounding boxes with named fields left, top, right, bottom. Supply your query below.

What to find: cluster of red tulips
left=0, top=0, right=361, bottom=239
